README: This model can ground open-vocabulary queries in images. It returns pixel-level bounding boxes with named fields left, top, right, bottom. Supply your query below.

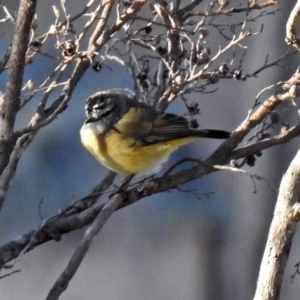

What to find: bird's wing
left=114, top=106, right=155, bottom=139
left=137, top=113, right=197, bottom=146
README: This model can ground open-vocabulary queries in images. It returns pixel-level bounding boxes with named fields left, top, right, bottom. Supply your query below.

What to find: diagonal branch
left=230, top=125, right=300, bottom=161
left=46, top=193, right=123, bottom=300
left=1, top=70, right=300, bottom=267
left=0, top=171, right=116, bottom=269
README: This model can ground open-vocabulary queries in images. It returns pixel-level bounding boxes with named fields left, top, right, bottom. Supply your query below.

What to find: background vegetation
left=1, top=1, right=300, bottom=299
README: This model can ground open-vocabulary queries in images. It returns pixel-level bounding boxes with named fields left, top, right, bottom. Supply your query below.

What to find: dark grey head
left=84, top=91, right=132, bottom=132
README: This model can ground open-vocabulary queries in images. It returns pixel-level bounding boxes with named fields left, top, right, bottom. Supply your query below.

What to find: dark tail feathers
left=200, top=129, right=231, bottom=139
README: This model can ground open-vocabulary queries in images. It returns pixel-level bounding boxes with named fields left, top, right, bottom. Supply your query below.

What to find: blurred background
left=1, top=1, right=300, bottom=299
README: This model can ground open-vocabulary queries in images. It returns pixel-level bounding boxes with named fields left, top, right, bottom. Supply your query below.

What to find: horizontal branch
left=0, top=1, right=298, bottom=279
left=1, top=68, right=300, bottom=266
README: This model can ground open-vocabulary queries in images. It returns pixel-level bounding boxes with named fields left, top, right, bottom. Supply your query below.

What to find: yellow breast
left=80, top=124, right=197, bottom=175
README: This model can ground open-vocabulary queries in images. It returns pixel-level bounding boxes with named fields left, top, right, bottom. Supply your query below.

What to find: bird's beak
left=84, top=117, right=97, bottom=124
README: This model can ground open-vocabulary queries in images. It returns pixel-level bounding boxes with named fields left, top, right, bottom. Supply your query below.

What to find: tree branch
left=186, top=0, right=278, bottom=18
left=0, top=171, right=116, bottom=269
left=1, top=67, right=300, bottom=265
left=253, top=149, right=300, bottom=300
left=0, top=0, right=37, bottom=175
left=286, top=0, right=300, bottom=51
left=46, top=193, right=123, bottom=300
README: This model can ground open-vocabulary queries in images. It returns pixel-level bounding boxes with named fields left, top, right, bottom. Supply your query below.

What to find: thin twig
left=46, top=193, right=123, bottom=300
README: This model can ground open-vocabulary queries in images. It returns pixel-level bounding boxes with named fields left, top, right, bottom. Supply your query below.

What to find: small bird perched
left=80, top=91, right=230, bottom=176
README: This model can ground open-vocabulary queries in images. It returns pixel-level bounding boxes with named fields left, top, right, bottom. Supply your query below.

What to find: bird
left=80, top=90, right=230, bottom=176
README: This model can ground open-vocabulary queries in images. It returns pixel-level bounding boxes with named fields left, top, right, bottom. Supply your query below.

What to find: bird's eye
left=102, top=110, right=111, bottom=118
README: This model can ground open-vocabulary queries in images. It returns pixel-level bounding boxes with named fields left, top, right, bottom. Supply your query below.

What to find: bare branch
left=230, top=125, right=300, bottom=161
left=91, top=0, right=147, bottom=50
left=254, top=149, right=300, bottom=300
left=2, top=6, right=16, bottom=23
left=2, top=64, right=300, bottom=267
left=0, top=133, right=35, bottom=209
left=0, top=269, right=21, bottom=280
left=0, top=0, right=37, bottom=175
left=286, top=0, right=300, bottom=51
left=245, top=50, right=297, bottom=78
left=0, top=45, right=11, bottom=74
left=0, top=171, right=116, bottom=268
left=78, top=2, right=104, bottom=43
left=46, top=193, right=123, bottom=300
left=0, top=1, right=299, bottom=298
left=186, top=0, right=278, bottom=18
